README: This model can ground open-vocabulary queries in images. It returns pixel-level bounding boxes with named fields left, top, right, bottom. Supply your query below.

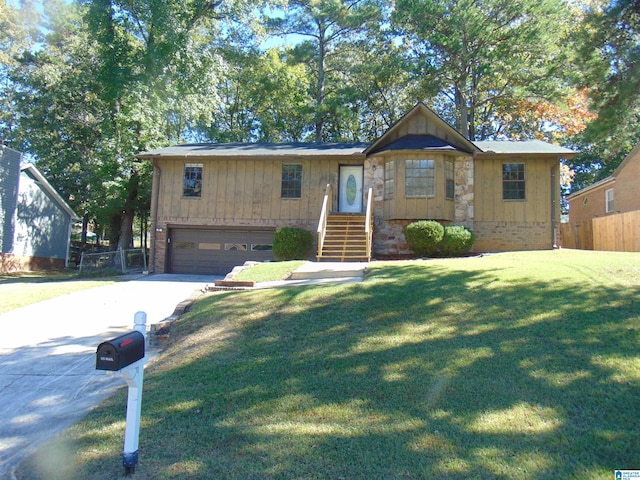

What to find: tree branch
left=190, top=0, right=223, bottom=30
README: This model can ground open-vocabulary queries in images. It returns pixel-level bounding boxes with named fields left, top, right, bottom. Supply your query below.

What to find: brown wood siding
left=474, top=155, right=555, bottom=224
left=155, top=155, right=364, bottom=226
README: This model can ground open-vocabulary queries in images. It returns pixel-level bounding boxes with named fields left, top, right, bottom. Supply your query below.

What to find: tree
left=392, top=0, right=575, bottom=141
left=266, top=0, right=383, bottom=141
left=248, top=48, right=312, bottom=142
left=8, top=1, right=110, bottom=243
left=199, top=47, right=311, bottom=143
left=0, top=0, right=41, bottom=143
left=574, top=0, right=640, bottom=141
left=6, top=0, right=265, bottom=249
left=564, top=0, right=640, bottom=193
left=341, top=35, right=422, bottom=140
left=491, top=88, right=598, bottom=142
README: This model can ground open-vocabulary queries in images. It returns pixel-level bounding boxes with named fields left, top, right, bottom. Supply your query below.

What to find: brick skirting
left=472, top=221, right=553, bottom=252
left=0, top=253, right=66, bottom=273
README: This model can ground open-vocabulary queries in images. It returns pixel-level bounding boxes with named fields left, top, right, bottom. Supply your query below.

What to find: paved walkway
left=0, top=274, right=214, bottom=480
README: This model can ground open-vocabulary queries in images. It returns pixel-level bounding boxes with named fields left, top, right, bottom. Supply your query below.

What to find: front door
left=339, top=165, right=364, bottom=213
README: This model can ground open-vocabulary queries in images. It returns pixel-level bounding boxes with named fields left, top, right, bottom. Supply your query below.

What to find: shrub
left=405, top=220, right=445, bottom=257
left=440, top=225, right=476, bottom=256
left=273, top=227, right=313, bottom=260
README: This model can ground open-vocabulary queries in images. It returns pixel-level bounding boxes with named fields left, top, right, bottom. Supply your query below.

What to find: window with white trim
left=605, top=188, right=614, bottom=213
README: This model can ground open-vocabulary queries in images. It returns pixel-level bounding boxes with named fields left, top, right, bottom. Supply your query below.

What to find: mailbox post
left=96, top=311, right=147, bottom=475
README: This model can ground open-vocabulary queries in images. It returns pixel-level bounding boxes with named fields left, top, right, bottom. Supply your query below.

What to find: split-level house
left=567, top=141, right=640, bottom=223
left=139, top=103, right=576, bottom=275
left=0, top=145, right=79, bottom=272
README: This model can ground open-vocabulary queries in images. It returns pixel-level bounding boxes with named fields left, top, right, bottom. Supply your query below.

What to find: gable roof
left=20, top=163, right=79, bottom=220
left=368, top=134, right=462, bottom=153
left=566, top=141, right=639, bottom=200
left=566, top=175, right=615, bottom=200
left=475, top=139, right=577, bottom=156
left=138, top=142, right=368, bottom=158
left=365, top=103, right=479, bottom=155
left=612, top=141, right=640, bottom=177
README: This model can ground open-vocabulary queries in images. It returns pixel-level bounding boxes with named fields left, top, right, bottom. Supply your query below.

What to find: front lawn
left=231, top=260, right=306, bottom=283
left=0, top=272, right=119, bottom=314
left=19, top=250, right=640, bottom=479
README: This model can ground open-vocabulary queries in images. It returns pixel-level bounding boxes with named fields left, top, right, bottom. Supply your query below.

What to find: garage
left=168, top=227, right=276, bottom=275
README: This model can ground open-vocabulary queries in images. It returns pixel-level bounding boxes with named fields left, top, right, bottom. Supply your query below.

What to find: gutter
left=566, top=176, right=615, bottom=201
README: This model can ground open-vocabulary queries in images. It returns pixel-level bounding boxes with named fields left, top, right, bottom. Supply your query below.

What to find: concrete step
left=289, top=261, right=367, bottom=280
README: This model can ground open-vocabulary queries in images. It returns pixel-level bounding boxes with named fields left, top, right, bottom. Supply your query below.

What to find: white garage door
left=168, top=228, right=275, bottom=275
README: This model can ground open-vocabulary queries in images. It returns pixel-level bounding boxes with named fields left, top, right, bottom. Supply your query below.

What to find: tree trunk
left=455, top=85, right=470, bottom=139
left=315, top=23, right=326, bottom=142
left=108, top=214, right=121, bottom=248
left=81, top=212, right=89, bottom=245
left=118, top=171, right=139, bottom=249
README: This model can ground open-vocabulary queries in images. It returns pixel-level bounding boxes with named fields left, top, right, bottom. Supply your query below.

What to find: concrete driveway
left=0, top=274, right=216, bottom=479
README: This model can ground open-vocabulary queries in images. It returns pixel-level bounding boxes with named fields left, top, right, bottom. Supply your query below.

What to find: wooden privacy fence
left=560, top=221, right=593, bottom=250
left=560, top=210, right=640, bottom=252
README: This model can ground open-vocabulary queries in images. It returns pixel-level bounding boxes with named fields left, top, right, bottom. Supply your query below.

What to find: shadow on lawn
left=22, top=263, right=640, bottom=479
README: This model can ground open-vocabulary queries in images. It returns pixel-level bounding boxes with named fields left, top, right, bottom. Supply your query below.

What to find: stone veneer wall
left=373, top=219, right=413, bottom=257
left=367, top=155, right=476, bottom=257
left=473, top=221, right=553, bottom=251
left=454, top=156, right=474, bottom=228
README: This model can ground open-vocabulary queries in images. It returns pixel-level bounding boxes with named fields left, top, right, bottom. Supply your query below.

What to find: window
left=281, top=164, right=302, bottom=198
left=405, top=159, right=435, bottom=197
left=503, top=163, right=525, bottom=200
left=445, top=160, right=454, bottom=199
left=225, top=243, right=247, bottom=251
left=183, top=163, right=203, bottom=197
left=605, top=188, right=614, bottom=213
left=384, top=160, right=395, bottom=199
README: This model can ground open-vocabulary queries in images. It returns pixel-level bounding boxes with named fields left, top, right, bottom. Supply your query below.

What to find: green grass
left=18, top=250, right=640, bottom=479
left=231, top=260, right=306, bottom=283
left=0, top=271, right=119, bottom=314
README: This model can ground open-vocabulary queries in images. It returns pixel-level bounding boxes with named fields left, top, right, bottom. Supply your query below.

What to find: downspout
left=551, top=164, right=558, bottom=248
left=150, top=158, right=161, bottom=273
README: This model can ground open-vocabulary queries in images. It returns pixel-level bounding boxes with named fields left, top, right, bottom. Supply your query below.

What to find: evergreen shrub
left=273, top=227, right=313, bottom=260
left=441, top=225, right=475, bottom=256
left=404, top=220, right=445, bottom=257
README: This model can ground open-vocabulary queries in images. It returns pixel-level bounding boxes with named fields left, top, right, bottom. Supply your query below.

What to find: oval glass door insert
left=346, top=175, right=357, bottom=205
